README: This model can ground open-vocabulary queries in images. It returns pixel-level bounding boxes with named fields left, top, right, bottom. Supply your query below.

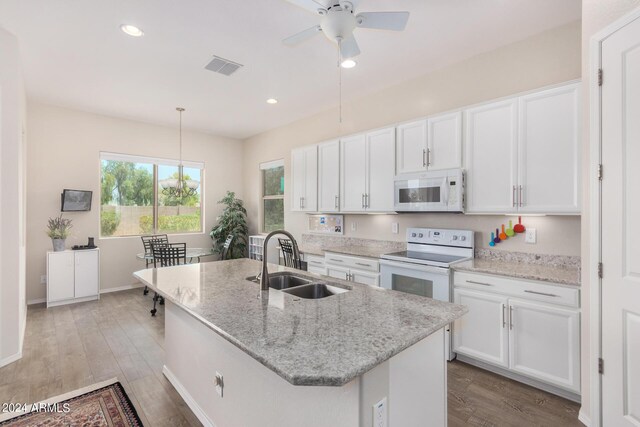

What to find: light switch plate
left=373, top=397, right=387, bottom=427
left=391, top=223, right=399, bottom=234
left=214, top=372, right=224, bottom=397
left=40, top=275, right=47, bottom=285
left=351, top=221, right=357, bottom=232
left=525, top=228, right=537, bottom=244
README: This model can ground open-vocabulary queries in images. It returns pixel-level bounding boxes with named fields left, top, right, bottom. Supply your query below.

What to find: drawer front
left=453, top=271, right=579, bottom=308
left=324, top=252, right=379, bottom=272
left=304, top=254, right=326, bottom=268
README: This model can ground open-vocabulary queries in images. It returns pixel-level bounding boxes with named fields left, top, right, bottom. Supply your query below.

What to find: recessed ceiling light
left=341, top=59, right=357, bottom=69
left=120, top=24, right=144, bottom=37
left=266, top=98, right=278, bottom=104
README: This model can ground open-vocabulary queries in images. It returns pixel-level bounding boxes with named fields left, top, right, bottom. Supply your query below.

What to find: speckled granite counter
left=452, top=258, right=581, bottom=287
left=134, top=259, right=466, bottom=386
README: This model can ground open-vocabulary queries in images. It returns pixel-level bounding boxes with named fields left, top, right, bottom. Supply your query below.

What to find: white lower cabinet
left=325, top=252, right=380, bottom=286
left=302, top=253, right=327, bottom=276
left=47, top=249, right=100, bottom=307
left=453, top=271, right=580, bottom=395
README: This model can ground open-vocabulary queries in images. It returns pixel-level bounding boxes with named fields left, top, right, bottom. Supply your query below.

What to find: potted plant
left=47, top=214, right=72, bottom=252
left=210, top=191, right=248, bottom=259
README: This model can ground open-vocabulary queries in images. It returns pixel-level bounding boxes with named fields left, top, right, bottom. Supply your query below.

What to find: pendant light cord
left=338, top=41, right=343, bottom=125
left=176, top=107, right=185, bottom=194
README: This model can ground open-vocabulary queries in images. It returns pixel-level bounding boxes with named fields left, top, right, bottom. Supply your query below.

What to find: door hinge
left=597, top=164, right=603, bottom=181
left=598, top=262, right=604, bottom=279
left=598, top=358, right=604, bottom=374
left=598, top=69, right=603, bottom=86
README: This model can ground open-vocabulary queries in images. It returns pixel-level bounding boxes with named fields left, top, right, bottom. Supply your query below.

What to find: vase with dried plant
left=47, top=214, right=73, bottom=252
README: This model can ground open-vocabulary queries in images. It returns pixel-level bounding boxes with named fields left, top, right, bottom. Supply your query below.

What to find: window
left=100, top=152, right=204, bottom=237
left=261, top=160, right=284, bottom=233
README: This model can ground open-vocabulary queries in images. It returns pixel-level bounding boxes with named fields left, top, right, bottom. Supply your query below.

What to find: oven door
left=379, top=259, right=451, bottom=301
left=394, top=176, right=448, bottom=212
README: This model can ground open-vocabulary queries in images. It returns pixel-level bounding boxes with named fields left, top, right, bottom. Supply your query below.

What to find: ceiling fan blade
left=283, top=25, right=322, bottom=46
left=284, top=0, right=329, bottom=14
left=339, top=34, right=361, bottom=59
left=356, top=11, right=410, bottom=31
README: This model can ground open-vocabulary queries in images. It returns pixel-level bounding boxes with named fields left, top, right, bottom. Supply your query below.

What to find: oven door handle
left=379, top=259, right=450, bottom=275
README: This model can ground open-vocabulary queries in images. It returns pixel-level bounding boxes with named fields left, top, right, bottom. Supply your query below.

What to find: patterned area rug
left=0, top=378, right=143, bottom=426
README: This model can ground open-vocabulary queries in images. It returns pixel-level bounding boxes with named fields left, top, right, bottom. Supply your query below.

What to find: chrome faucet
left=260, top=230, right=300, bottom=291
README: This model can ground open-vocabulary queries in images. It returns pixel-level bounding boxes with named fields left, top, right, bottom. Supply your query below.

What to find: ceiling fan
left=283, top=0, right=410, bottom=60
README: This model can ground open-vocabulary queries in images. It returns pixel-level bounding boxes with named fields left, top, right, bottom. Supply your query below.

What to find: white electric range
left=380, top=227, right=474, bottom=360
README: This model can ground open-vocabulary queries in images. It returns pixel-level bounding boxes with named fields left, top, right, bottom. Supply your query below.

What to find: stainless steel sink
left=246, top=273, right=313, bottom=290
left=281, top=283, right=349, bottom=299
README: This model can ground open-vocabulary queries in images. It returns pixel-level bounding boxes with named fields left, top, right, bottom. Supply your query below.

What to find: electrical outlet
left=351, top=221, right=357, bottom=232
left=373, top=397, right=387, bottom=427
left=214, top=372, right=224, bottom=397
left=40, top=275, right=47, bottom=285
left=525, top=228, right=537, bottom=244
left=391, top=223, right=399, bottom=234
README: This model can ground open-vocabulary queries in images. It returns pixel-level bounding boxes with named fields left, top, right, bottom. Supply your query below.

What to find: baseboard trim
left=46, top=295, right=99, bottom=308
left=456, top=354, right=581, bottom=403
left=0, top=351, right=22, bottom=369
left=100, top=283, right=144, bottom=294
left=163, top=365, right=215, bottom=427
left=27, top=298, right=46, bottom=305
left=578, top=409, right=591, bottom=426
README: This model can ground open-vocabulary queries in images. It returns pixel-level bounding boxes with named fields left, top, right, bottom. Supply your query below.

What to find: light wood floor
left=0, top=289, right=581, bottom=427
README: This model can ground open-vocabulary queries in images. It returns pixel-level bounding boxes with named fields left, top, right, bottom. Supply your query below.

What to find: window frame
left=260, top=159, right=285, bottom=233
left=99, top=152, right=205, bottom=238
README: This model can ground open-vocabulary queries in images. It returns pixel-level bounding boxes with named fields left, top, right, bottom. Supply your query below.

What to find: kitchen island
left=134, top=259, right=467, bottom=427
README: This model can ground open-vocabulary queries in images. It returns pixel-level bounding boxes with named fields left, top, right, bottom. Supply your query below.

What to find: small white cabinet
left=317, top=140, right=341, bottom=212
left=340, top=127, right=395, bottom=212
left=291, top=145, right=318, bottom=212
left=396, top=119, right=428, bottom=175
left=47, top=249, right=100, bottom=307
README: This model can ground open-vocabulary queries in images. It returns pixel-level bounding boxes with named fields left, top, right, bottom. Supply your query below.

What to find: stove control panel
left=407, top=228, right=474, bottom=248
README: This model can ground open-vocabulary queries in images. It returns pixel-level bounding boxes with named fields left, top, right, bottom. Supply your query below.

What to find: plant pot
left=52, top=238, right=66, bottom=252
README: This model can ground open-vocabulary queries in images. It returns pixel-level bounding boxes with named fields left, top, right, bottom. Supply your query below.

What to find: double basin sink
left=247, top=273, right=349, bottom=300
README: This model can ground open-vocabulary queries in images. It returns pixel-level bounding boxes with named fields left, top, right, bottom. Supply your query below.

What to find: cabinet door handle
left=502, top=304, right=506, bottom=328
left=466, top=280, right=493, bottom=287
left=362, top=194, right=365, bottom=209
left=427, top=148, right=432, bottom=166
left=524, top=290, right=559, bottom=298
left=335, top=195, right=339, bottom=209
left=512, top=186, right=517, bottom=207
left=422, top=149, right=427, bottom=167
left=365, top=194, right=369, bottom=208
left=519, top=185, right=523, bottom=207
left=509, top=306, right=514, bottom=330
left=301, top=197, right=305, bottom=209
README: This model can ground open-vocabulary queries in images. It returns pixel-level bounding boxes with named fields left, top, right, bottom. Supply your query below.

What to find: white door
left=340, top=134, right=367, bottom=212
left=427, top=111, right=462, bottom=171
left=396, top=119, right=427, bottom=175
left=518, top=83, right=581, bottom=213
left=326, top=265, right=350, bottom=281
left=465, top=99, right=519, bottom=213
left=291, top=148, right=306, bottom=212
left=601, top=15, right=640, bottom=426
left=47, top=252, right=75, bottom=302
left=74, top=250, right=99, bottom=298
left=453, top=288, right=509, bottom=368
left=350, top=270, right=380, bottom=287
left=317, top=140, right=340, bottom=212
left=366, top=127, right=395, bottom=212
left=302, top=145, right=318, bottom=212
left=508, top=299, right=580, bottom=392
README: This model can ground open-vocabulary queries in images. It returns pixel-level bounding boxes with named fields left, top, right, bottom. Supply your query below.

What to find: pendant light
left=159, top=107, right=199, bottom=198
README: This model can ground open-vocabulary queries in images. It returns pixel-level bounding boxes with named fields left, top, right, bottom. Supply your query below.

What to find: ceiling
left=0, top=0, right=581, bottom=139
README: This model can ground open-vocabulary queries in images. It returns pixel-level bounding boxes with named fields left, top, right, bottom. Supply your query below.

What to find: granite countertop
left=134, top=259, right=466, bottom=387
left=452, top=258, right=581, bottom=287
left=298, top=244, right=398, bottom=259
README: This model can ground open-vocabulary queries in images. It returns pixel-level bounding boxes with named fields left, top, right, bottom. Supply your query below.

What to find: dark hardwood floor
left=0, top=289, right=581, bottom=426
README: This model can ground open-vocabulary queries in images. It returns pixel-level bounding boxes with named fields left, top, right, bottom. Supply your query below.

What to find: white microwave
left=393, top=168, right=465, bottom=212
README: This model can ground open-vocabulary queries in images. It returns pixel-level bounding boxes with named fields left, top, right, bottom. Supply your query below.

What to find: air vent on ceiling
left=205, top=55, right=243, bottom=76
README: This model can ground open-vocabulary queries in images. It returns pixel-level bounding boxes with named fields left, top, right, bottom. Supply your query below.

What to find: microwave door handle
left=442, top=177, right=450, bottom=207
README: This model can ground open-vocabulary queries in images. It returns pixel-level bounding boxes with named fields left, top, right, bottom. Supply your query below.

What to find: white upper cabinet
left=366, top=127, right=396, bottom=211
left=518, top=83, right=581, bottom=213
left=465, top=99, right=519, bottom=213
left=317, top=140, right=341, bottom=212
left=427, top=111, right=462, bottom=171
left=396, top=119, right=428, bottom=175
left=291, top=145, right=318, bottom=212
left=340, top=134, right=367, bottom=212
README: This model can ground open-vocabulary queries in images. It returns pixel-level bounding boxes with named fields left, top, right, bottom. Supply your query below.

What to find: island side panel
left=163, top=302, right=360, bottom=427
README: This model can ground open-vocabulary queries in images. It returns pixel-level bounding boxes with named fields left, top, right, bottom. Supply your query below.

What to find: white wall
left=26, top=102, right=244, bottom=303
left=0, top=27, right=27, bottom=367
left=243, top=21, right=582, bottom=257
left=580, top=0, right=640, bottom=423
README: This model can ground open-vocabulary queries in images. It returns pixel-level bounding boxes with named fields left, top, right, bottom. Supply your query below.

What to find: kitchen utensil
left=514, top=216, right=526, bottom=233
left=506, top=220, right=515, bottom=237
left=499, top=224, right=507, bottom=240
left=493, top=228, right=501, bottom=244
left=489, top=232, right=495, bottom=247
